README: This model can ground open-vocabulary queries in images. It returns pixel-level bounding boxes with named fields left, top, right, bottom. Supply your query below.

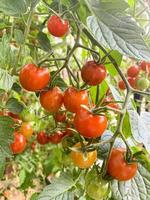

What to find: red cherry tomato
left=118, top=80, right=126, bottom=90
left=128, top=77, right=137, bottom=89
left=19, top=64, right=50, bottom=91
left=11, top=132, right=26, bottom=154
left=64, top=87, right=89, bottom=113
left=48, top=131, right=64, bottom=144
left=47, top=15, right=69, bottom=37
left=40, top=87, right=63, bottom=113
left=107, top=148, right=138, bottom=181
left=74, top=108, right=107, bottom=138
left=37, top=132, right=48, bottom=145
left=54, top=111, right=66, bottom=122
left=81, top=61, right=106, bottom=85
left=139, top=61, right=150, bottom=74
left=19, top=122, right=33, bottom=139
left=127, top=65, right=140, bottom=77
left=104, top=97, right=119, bottom=109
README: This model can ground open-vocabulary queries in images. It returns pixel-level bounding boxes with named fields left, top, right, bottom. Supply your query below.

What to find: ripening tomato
left=48, top=131, right=64, bottom=144
left=136, top=77, right=149, bottom=90
left=107, top=148, right=138, bottom=181
left=19, top=122, right=33, bottom=139
left=47, top=15, right=69, bottom=37
left=37, top=132, right=48, bottom=145
left=127, top=65, right=140, bottom=77
left=40, top=87, right=63, bottom=112
left=19, top=64, right=50, bottom=91
left=139, top=61, right=150, bottom=74
left=71, top=142, right=97, bottom=168
left=118, top=80, right=126, bottom=90
left=104, top=97, right=119, bottom=109
left=81, top=61, right=106, bottom=85
left=54, top=111, right=66, bottom=122
left=74, top=108, right=107, bottom=138
left=128, top=77, right=137, bottom=89
left=64, top=87, right=89, bottom=113
left=11, top=132, right=26, bottom=154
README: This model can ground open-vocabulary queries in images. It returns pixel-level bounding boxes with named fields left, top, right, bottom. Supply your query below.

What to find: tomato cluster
left=118, top=62, right=150, bottom=91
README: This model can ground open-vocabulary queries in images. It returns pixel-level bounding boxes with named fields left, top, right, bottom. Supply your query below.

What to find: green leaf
left=122, top=111, right=132, bottom=138
left=0, top=0, right=28, bottom=16
left=128, top=110, right=150, bottom=153
left=37, top=173, right=75, bottom=200
left=89, top=80, right=108, bottom=102
left=30, top=193, right=39, bottom=200
left=14, top=29, right=24, bottom=44
left=37, top=32, right=51, bottom=52
left=85, top=0, right=150, bottom=60
left=0, top=69, right=14, bottom=91
left=6, top=98, right=24, bottom=114
left=111, top=164, right=150, bottom=200
left=128, top=0, right=136, bottom=8
left=108, top=83, right=122, bottom=102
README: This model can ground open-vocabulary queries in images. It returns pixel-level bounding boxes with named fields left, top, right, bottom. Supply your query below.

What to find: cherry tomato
left=11, top=132, right=26, bottom=154
left=107, top=148, right=138, bottom=181
left=74, top=108, right=107, bottom=138
left=104, top=97, right=119, bottom=109
left=48, top=131, right=64, bottom=144
left=40, top=87, right=63, bottom=112
left=54, top=111, right=66, bottom=122
left=118, top=80, right=126, bottom=90
left=19, top=64, right=50, bottom=91
left=81, top=61, right=106, bottom=85
left=20, top=108, right=35, bottom=122
left=64, top=87, right=89, bottom=113
left=139, top=61, right=150, bottom=74
left=19, top=122, right=33, bottom=139
left=136, top=77, right=149, bottom=90
left=71, top=142, right=97, bottom=168
left=127, top=65, right=140, bottom=77
left=63, top=125, right=73, bottom=137
left=47, top=15, right=69, bottom=37
left=128, top=77, right=137, bottom=89
left=37, top=132, right=48, bottom=145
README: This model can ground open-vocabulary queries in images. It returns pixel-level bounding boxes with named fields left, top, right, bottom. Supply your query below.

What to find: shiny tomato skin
left=54, top=111, right=66, bottom=122
left=139, top=61, right=150, bottom=74
left=127, top=65, right=140, bottom=77
left=74, top=108, right=107, bottom=138
left=118, top=80, right=126, bottom=90
left=64, top=87, right=89, bottom=113
left=19, top=64, right=50, bottom=91
left=40, top=87, right=63, bottom=113
left=47, top=15, right=69, bottom=37
left=37, top=132, right=48, bottom=145
left=107, top=148, right=138, bottom=181
left=48, top=131, right=64, bottom=144
left=128, top=77, right=137, bottom=89
left=81, top=61, right=106, bottom=85
left=71, top=142, right=97, bottom=168
left=11, top=132, right=27, bottom=154
left=19, top=122, right=33, bottom=139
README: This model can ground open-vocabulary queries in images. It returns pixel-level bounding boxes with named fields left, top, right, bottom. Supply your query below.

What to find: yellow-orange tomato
left=19, top=122, right=33, bottom=139
left=70, top=142, right=97, bottom=168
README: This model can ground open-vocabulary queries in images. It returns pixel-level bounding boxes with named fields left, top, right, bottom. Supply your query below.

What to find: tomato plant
left=0, top=0, right=150, bottom=199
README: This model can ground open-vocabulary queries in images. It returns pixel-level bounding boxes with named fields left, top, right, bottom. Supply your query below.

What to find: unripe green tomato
left=136, top=78, right=149, bottom=90
left=86, top=179, right=109, bottom=200
left=20, top=108, right=36, bottom=122
left=85, top=169, right=109, bottom=200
